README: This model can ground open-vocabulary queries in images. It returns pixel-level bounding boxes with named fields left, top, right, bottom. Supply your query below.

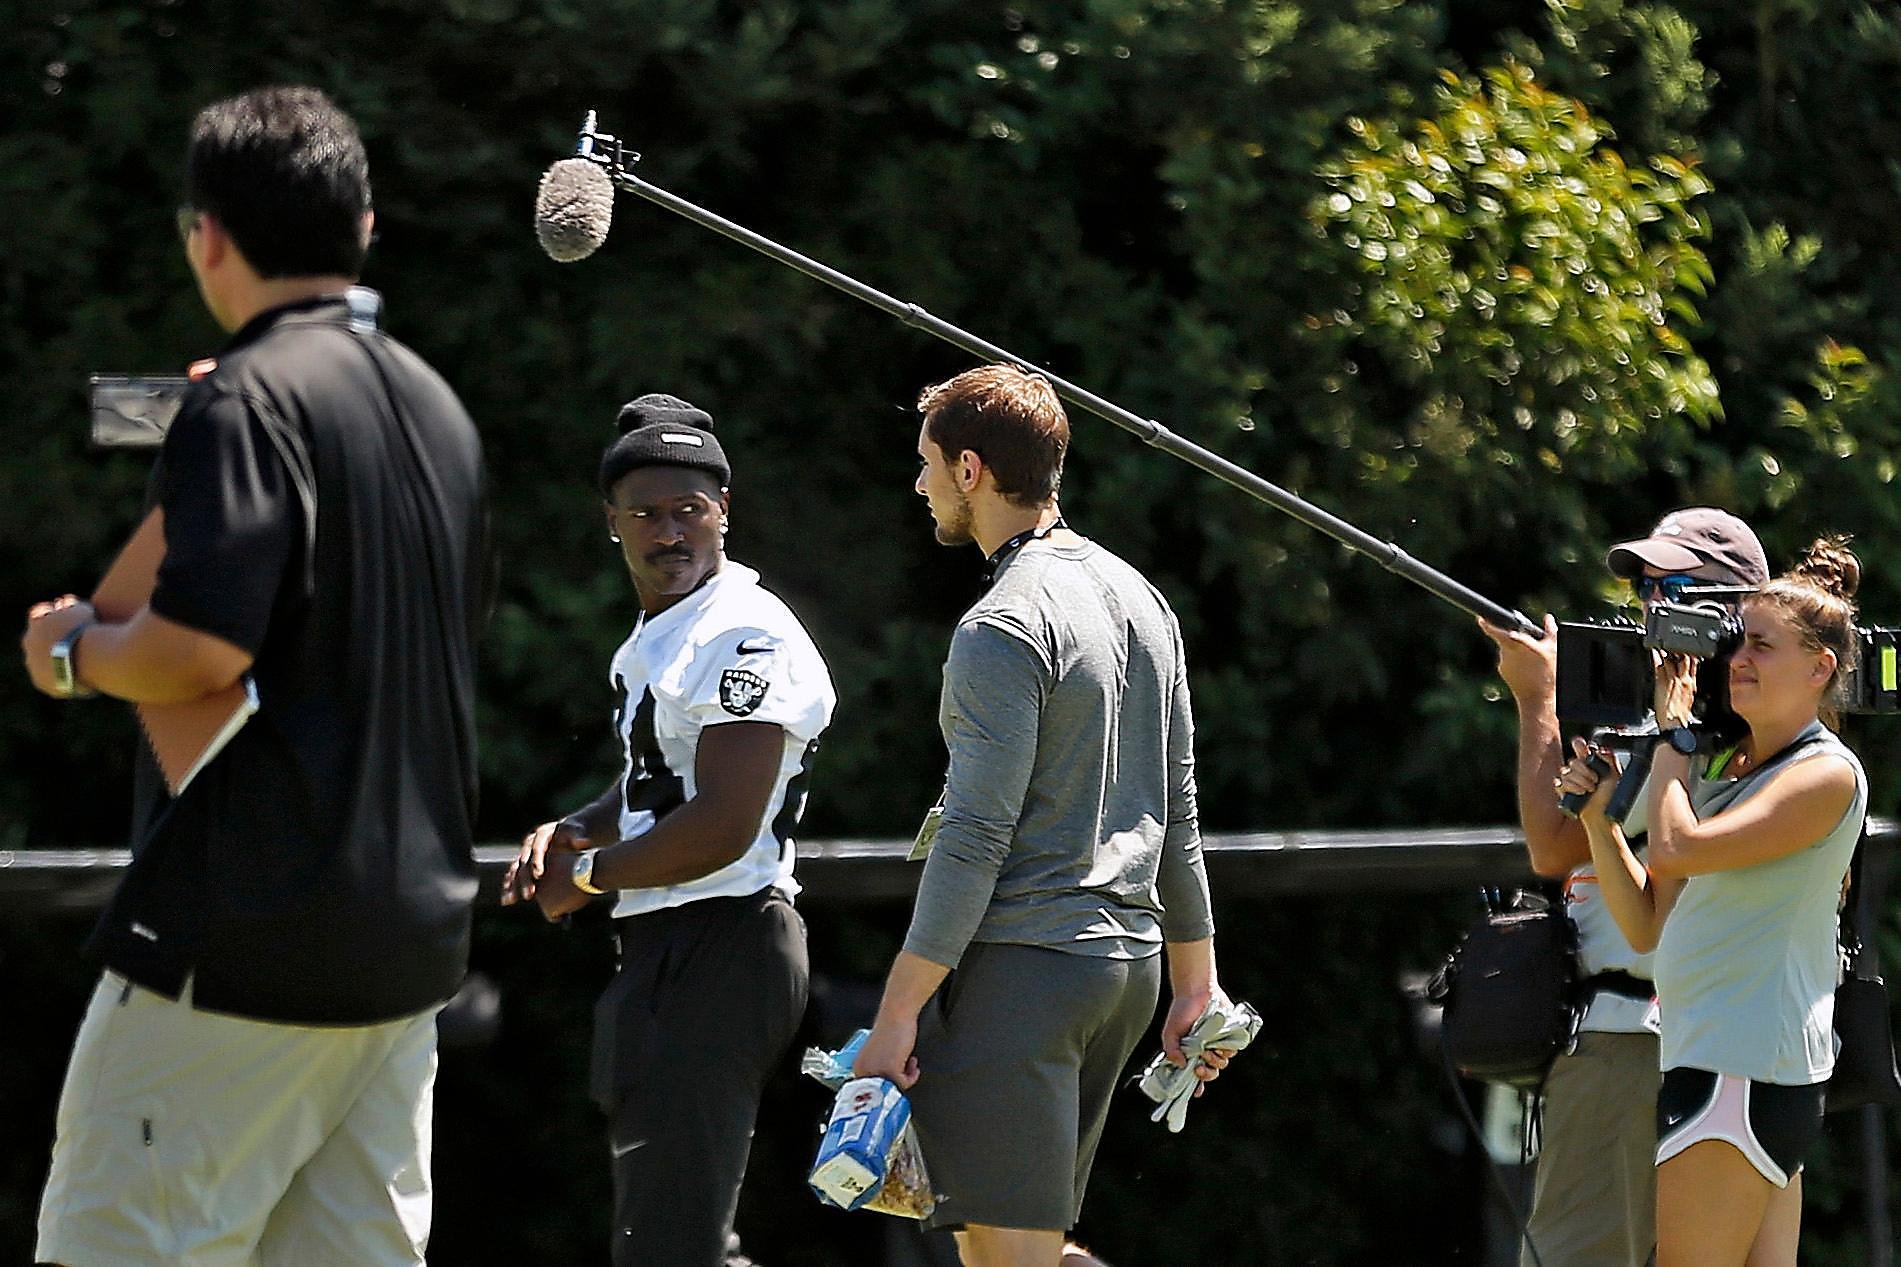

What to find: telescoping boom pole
left=563, top=115, right=1538, bottom=639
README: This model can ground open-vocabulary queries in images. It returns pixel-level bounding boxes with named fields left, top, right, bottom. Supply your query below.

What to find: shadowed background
left=3, top=1, right=1899, bottom=1261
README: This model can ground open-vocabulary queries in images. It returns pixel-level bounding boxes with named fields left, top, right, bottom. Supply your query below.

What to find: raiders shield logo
left=718, top=669, right=770, bottom=717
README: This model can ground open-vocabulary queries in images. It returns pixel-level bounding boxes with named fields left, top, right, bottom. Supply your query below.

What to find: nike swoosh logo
left=737, top=639, right=774, bottom=654
left=611, top=1138, right=647, bottom=1159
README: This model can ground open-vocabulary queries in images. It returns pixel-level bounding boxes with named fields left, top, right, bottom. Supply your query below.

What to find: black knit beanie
left=598, top=393, right=732, bottom=495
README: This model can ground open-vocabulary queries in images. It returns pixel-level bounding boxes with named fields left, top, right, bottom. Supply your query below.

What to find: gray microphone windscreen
left=535, top=157, right=614, bottom=263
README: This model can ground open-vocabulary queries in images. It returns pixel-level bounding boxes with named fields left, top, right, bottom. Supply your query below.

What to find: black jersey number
left=617, top=682, right=685, bottom=820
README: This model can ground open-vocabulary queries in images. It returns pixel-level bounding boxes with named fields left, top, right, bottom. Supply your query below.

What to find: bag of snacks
left=801, top=1032, right=936, bottom=1219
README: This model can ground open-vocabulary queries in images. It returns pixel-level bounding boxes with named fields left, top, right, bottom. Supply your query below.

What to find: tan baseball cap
left=1606, top=507, right=1768, bottom=586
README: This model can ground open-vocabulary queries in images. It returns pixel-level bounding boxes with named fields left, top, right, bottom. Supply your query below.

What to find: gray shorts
left=907, top=942, right=1161, bottom=1233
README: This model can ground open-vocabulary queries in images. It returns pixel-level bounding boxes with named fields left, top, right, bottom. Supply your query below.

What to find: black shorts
left=590, top=889, right=809, bottom=1267
left=1655, top=1067, right=1826, bottom=1188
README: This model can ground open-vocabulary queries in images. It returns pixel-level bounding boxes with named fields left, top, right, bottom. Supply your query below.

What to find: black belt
left=1579, top=970, right=1654, bottom=1002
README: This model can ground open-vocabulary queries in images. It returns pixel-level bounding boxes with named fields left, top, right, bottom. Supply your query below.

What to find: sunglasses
left=1633, top=573, right=1700, bottom=603
left=175, top=206, right=201, bottom=243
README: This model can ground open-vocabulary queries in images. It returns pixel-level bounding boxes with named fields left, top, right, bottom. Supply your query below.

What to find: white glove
left=1135, top=992, right=1262, bottom=1132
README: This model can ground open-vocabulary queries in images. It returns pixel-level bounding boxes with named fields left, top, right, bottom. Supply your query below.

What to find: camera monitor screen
left=1555, top=621, right=1652, bottom=729
left=89, top=375, right=188, bottom=451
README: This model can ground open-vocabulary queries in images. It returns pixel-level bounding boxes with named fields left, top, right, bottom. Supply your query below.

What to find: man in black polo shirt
left=20, top=86, right=485, bottom=1266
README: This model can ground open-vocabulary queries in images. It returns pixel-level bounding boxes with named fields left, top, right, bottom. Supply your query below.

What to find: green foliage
left=1313, top=61, right=1720, bottom=474
left=1517, top=0, right=1713, bottom=155
left=4, top=0, right=1901, bottom=1261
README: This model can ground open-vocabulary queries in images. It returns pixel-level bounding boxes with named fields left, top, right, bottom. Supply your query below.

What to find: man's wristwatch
left=1663, top=726, right=1699, bottom=756
left=49, top=623, right=96, bottom=699
left=570, top=848, right=605, bottom=896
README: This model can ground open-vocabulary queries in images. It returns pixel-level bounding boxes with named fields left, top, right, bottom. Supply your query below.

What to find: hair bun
left=616, top=393, right=714, bottom=436
left=1794, top=534, right=1860, bottom=600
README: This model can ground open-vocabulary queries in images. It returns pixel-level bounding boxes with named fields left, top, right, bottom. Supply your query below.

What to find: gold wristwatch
left=570, top=848, right=605, bottom=895
left=50, top=623, right=97, bottom=699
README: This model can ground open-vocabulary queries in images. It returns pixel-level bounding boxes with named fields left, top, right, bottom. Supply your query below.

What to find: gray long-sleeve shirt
left=902, top=536, right=1215, bottom=968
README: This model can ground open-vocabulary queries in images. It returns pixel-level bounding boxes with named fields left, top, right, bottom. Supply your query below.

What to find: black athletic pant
left=590, top=888, right=809, bottom=1267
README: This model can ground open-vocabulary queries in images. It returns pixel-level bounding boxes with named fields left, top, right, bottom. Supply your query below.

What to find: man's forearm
left=578, top=722, right=783, bottom=895
left=588, top=795, right=755, bottom=891
left=1515, top=697, right=1586, bottom=873
left=77, top=609, right=252, bottom=704
left=900, top=832, right=1005, bottom=969
left=875, top=950, right=952, bottom=1023
left=1157, top=830, right=1215, bottom=944
left=1166, top=937, right=1217, bottom=999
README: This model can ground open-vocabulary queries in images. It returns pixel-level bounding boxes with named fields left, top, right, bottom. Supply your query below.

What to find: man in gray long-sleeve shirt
left=855, top=364, right=1227, bottom=1267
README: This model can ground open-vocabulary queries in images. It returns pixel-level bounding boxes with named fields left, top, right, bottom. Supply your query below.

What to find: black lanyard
left=983, top=516, right=1067, bottom=585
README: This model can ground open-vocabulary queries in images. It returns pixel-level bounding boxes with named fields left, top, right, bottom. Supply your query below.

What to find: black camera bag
left=1826, top=838, right=1901, bottom=1112
left=1429, top=892, right=1577, bottom=1089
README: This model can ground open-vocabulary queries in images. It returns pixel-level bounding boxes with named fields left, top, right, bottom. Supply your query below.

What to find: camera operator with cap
left=502, top=394, right=836, bottom=1267
left=1479, top=508, right=1769, bottom=1267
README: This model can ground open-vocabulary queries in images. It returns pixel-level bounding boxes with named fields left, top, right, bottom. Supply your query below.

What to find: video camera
left=1557, top=604, right=1901, bottom=731
left=1555, top=586, right=1751, bottom=736
left=1555, top=595, right=1899, bottom=822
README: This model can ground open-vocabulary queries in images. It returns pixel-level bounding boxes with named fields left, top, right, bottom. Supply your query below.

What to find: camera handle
left=1557, top=733, right=1657, bottom=825
left=1557, top=748, right=1611, bottom=820
left=1602, top=736, right=1658, bottom=826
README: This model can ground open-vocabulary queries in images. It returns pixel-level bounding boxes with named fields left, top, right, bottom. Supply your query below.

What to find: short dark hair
left=918, top=365, right=1069, bottom=508
left=185, top=86, right=371, bottom=279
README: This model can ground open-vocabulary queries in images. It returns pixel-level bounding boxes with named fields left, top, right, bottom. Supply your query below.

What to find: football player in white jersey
left=503, top=394, right=836, bottom=1267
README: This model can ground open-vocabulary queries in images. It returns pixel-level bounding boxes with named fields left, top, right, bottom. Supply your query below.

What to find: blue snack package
left=799, top=1028, right=870, bottom=1090
left=809, top=1076, right=910, bottom=1211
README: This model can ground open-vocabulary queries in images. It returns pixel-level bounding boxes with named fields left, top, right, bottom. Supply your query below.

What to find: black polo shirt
left=87, top=293, right=487, bottom=1025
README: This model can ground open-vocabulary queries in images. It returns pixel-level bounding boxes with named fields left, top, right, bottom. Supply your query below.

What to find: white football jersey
left=605, top=560, right=836, bottom=917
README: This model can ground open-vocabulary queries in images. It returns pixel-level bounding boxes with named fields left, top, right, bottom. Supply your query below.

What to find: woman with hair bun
left=1557, top=536, right=1867, bottom=1266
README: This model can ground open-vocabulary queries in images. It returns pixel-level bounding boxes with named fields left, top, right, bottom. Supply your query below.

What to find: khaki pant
left=1523, top=1030, right=1660, bottom=1267
left=37, top=972, right=439, bottom=1267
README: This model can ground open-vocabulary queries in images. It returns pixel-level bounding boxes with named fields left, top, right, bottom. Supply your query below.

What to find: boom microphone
left=534, top=157, right=614, bottom=262
left=542, top=113, right=1540, bottom=637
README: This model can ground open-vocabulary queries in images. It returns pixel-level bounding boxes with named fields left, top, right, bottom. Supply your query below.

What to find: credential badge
left=719, top=668, right=770, bottom=717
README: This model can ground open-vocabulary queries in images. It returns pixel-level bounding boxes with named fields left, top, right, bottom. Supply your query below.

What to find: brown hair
left=1746, top=535, right=1861, bottom=726
left=918, top=365, right=1069, bottom=508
